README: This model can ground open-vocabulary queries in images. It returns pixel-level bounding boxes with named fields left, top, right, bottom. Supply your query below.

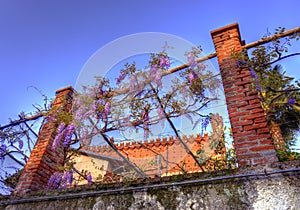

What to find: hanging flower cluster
left=249, top=67, right=262, bottom=92
left=47, top=172, right=62, bottom=189
left=235, top=60, right=247, bottom=67
left=187, top=52, right=197, bottom=67
left=159, top=54, right=170, bottom=69
left=52, top=123, right=75, bottom=149
left=188, top=70, right=198, bottom=84
left=18, top=140, right=23, bottom=150
left=236, top=59, right=262, bottom=92
left=94, top=98, right=111, bottom=122
left=86, top=172, right=92, bottom=184
left=116, top=71, right=128, bottom=85
left=81, top=127, right=89, bottom=145
left=150, top=65, right=163, bottom=88
left=62, top=124, right=75, bottom=148
left=130, top=75, right=138, bottom=92
left=47, top=170, right=73, bottom=189
left=185, top=46, right=204, bottom=69
left=287, top=97, right=295, bottom=105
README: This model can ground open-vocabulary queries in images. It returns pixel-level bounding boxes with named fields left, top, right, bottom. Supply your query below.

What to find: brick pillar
left=210, top=23, right=278, bottom=166
left=14, top=86, right=74, bottom=195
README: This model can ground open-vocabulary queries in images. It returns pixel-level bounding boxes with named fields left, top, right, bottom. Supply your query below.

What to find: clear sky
left=0, top=0, right=299, bottom=126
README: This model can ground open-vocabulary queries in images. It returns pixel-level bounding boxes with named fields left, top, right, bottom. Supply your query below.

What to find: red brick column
left=14, top=86, right=74, bottom=195
left=210, top=23, right=278, bottom=166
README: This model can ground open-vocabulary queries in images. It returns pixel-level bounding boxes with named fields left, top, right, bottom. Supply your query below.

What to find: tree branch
left=265, top=52, right=300, bottom=67
left=0, top=113, right=44, bottom=130
left=18, top=115, right=38, bottom=138
left=150, top=84, right=205, bottom=172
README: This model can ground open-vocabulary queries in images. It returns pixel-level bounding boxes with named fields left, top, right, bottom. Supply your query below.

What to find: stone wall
left=1, top=161, right=299, bottom=210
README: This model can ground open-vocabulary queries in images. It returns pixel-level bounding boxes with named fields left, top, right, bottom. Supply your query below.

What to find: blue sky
left=0, top=0, right=299, bottom=194
left=0, top=0, right=299, bottom=126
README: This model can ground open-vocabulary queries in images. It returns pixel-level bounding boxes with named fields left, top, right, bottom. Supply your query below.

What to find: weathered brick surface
left=211, top=23, right=278, bottom=166
left=14, top=87, right=74, bottom=195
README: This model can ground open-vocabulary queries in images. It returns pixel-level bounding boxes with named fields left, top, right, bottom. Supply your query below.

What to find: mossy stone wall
left=1, top=162, right=300, bottom=210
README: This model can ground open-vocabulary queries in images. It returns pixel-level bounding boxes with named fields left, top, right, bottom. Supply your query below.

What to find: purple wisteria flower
left=150, top=65, right=163, bottom=88
left=53, top=136, right=61, bottom=149
left=82, top=110, right=94, bottom=120
left=62, top=123, right=75, bottom=148
left=57, top=122, right=66, bottom=134
left=235, top=60, right=247, bottom=67
left=87, top=173, right=92, bottom=184
left=150, top=65, right=157, bottom=78
left=52, top=122, right=75, bottom=149
left=159, top=56, right=170, bottom=69
left=187, top=53, right=197, bottom=67
left=66, top=170, right=73, bottom=185
left=47, top=170, right=73, bottom=189
left=98, top=88, right=104, bottom=96
left=154, top=70, right=162, bottom=88
left=287, top=97, right=295, bottom=105
left=116, top=71, right=128, bottom=85
left=101, top=101, right=111, bottom=122
left=47, top=172, right=63, bottom=189
left=249, top=68, right=258, bottom=79
left=94, top=99, right=104, bottom=118
left=136, top=90, right=144, bottom=98
left=52, top=122, right=66, bottom=149
left=61, top=170, right=73, bottom=187
left=104, top=101, right=111, bottom=115
left=81, top=127, right=89, bottom=145
left=18, top=140, right=23, bottom=150
left=249, top=68, right=262, bottom=92
left=130, top=75, right=138, bottom=92
left=188, top=71, right=198, bottom=84
left=74, top=107, right=84, bottom=121
left=255, top=81, right=262, bottom=92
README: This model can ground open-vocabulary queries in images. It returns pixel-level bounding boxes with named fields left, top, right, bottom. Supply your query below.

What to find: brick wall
left=211, top=23, right=278, bottom=166
left=14, top=87, right=74, bottom=195
left=81, top=134, right=215, bottom=177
